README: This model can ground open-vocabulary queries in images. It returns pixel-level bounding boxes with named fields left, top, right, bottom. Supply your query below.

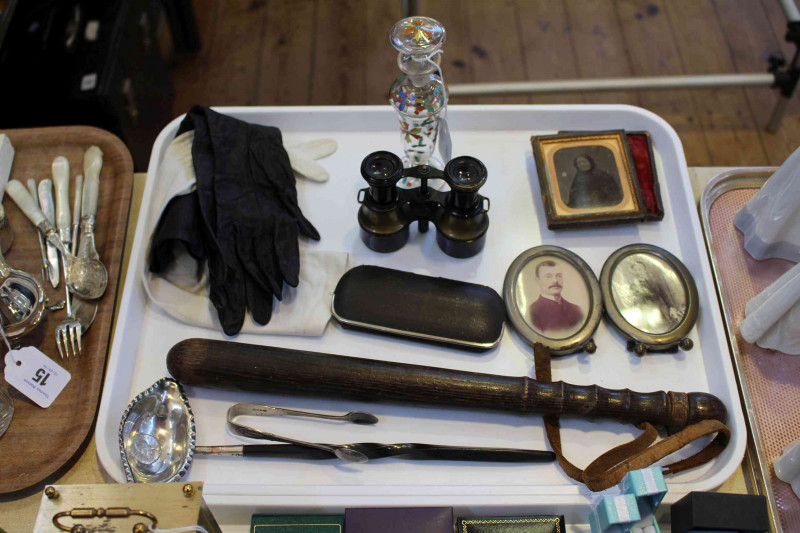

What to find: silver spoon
left=70, top=147, right=104, bottom=330
left=5, top=180, right=108, bottom=300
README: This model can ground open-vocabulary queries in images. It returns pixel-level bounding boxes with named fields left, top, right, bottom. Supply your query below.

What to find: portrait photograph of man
left=516, top=258, right=590, bottom=339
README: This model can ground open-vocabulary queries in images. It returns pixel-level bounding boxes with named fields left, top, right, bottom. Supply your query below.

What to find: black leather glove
left=248, top=127, right=320, bottom=287
left=151, top=106, right=319, bottom=335
left=149, top=191, right=206, bottom=274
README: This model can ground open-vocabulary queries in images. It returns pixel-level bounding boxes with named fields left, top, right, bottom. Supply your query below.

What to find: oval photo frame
left=503, top=245, right=602, bottom=355
left=600, top=243, right=698, bottom=354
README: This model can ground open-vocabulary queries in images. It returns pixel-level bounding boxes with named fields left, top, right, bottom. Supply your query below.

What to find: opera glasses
left=357, top=151, right=491, bottom=258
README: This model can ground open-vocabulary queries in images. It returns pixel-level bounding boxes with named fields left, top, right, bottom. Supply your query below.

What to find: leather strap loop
left=582, top=419, right=730, bottom=491
left=532, top=343, right=731, bottom=492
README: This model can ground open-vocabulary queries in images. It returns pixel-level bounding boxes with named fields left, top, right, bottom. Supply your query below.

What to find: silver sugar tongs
left=225, top=403, right=378, bottom=463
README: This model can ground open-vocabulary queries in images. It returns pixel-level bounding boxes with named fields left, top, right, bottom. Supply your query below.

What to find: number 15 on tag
left=4, top=347, right=71, bottom=408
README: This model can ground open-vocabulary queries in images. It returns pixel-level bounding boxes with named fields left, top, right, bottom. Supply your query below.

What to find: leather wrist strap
left=533, top=343, right=731, bottom=491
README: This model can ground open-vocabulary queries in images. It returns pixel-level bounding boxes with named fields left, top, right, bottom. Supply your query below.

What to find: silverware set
left=4, top=147, right=107, bottom=359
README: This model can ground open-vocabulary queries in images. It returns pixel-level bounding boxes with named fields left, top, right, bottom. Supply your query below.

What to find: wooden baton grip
left=167, top=339, right=726, bottom=431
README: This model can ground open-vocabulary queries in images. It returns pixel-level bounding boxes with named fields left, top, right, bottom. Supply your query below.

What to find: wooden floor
left=170, top=0, right=800, bottom=167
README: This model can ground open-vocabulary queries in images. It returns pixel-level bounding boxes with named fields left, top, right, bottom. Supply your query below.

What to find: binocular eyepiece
left=443, top=155, right=487, bottom=210
left=357, top=151, right=490, bottom=258
left=360, top=151, right=404, bottom=205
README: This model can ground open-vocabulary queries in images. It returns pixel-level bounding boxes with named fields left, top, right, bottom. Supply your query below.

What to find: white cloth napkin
left=141, top=131, right=348, bottom=336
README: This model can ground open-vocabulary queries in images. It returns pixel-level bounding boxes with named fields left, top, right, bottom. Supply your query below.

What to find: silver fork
left=53, top=159, right=82, bottom=359
left=55, top=300, right=81, bottom=359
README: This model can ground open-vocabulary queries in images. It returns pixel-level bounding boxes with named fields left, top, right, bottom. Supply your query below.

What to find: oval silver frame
left=503, top=245, right=602, bottom=355
left=600, top=243, right=698, bottom=354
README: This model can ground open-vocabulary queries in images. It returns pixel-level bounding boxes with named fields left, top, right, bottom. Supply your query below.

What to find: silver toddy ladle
left=119, top=381, right=375, bottom=483
left=5, top=179, right=108, bottom=300
left=119, top=378, right=195, bottom=483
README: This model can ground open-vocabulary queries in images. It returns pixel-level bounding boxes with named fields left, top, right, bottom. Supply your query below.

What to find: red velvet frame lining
left=627, top=133, right=660, bottom=216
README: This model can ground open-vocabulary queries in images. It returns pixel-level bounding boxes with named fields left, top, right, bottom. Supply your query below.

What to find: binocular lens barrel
left=445, top=156, right=487, bottom=211
left=452, top=190, right=478, bottom=211
left=361, top=151, right=403, bottom=205
left=370, top=184, right=395, bottom=205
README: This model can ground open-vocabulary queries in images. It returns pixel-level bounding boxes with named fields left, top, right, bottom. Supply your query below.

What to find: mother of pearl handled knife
left=71, top=174, right=82, bottom=256
left=52, top=157, right=74, bottom=324
left=37, top=179, right=60, bottom=288
left=52, top=156, right=71, bottom=246
left=27, top=179, right=51, bottom=285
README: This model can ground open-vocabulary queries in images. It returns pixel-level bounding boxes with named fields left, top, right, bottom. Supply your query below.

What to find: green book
left=250, top=515, right=344, bottom=533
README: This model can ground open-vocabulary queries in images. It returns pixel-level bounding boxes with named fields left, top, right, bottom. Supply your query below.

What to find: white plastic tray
left=96, top=105, right=745, bottom=530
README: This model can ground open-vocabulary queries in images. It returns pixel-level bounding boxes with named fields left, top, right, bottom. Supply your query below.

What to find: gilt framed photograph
left=531, top=131, right=647, bottom=229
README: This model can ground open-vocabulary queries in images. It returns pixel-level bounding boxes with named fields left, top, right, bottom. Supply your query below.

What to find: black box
left=670, top=492, right=769, bottom=533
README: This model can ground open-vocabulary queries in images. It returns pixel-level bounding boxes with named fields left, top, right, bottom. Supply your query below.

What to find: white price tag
left=4, top=347, right=71, bottom=408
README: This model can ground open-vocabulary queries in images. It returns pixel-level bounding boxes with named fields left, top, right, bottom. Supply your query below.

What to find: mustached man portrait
left=529, top=260, right=585, bottom=335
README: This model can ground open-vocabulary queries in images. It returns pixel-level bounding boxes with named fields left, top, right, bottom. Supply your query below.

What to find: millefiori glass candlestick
left=388, top=17, right=448, bottom=186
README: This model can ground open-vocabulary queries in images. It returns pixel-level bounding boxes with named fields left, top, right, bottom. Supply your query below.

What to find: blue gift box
left=589, top=494, right=641, bottom=533
left=589, top=467, right=668, bottom=533
left=621, top=466, right=668, bottom=533
left=622, top=466, right=667, bottom=513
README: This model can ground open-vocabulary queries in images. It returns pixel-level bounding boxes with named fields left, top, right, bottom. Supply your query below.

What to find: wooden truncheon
left=166, top=339, right=726, bottom=433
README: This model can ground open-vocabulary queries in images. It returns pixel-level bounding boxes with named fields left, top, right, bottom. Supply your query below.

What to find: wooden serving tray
left=0, top=126, right=132, bottom=494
